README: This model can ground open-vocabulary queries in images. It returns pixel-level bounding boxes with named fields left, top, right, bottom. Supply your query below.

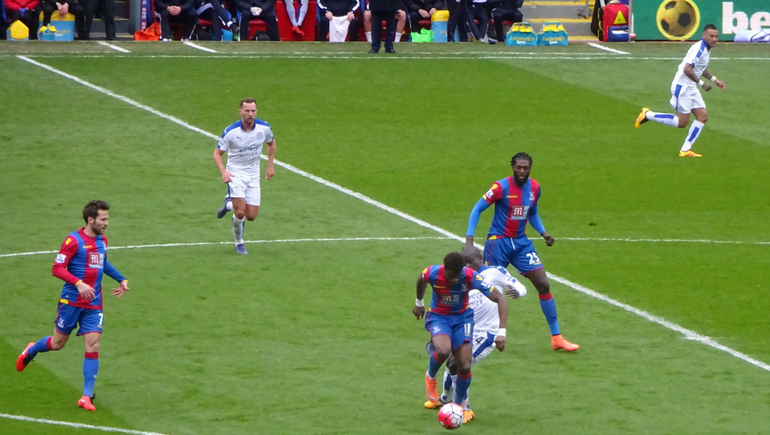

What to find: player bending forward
left=424, top=246, right=526, bottom=422
left=635, top=24, right=726, bottom=157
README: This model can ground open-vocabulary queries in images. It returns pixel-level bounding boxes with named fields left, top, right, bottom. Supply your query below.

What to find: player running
left=424, top=246, right=526, bottom=422
left=16, top=200, right=129, bottom=412
left=213, top=98, right=277, bottom=255
left=635, top=24, right=726, bottom=157
left=414, top=252, right=508, bottom=424
left=465, top=152, right=578, bottom=352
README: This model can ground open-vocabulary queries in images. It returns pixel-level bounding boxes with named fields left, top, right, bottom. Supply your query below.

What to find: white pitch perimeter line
left=16, top=55, right=770, bottom=375
left=182, top=40, right=218, bottom=53
left=0, top=236, right=449, bottom=259
left=97, top=41, right=131, bottom=53
left=553, top=237, right=770, bottom=246
left=0, top=413, right=169, bottom=435
left=587, top=42, right=629, bottom=55
left=14, top=54, right=770, bottom=61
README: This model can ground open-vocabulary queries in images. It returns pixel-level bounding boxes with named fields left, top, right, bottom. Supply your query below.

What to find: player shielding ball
left=213, top=98, right=277, bottom=255
left=465, top=152, right=578, bottom=352
left=635, top=24, right=726, bottom=157
left=414, top=252, right=509, bottom=424
left=424, top=246, right=526, bottom=422
left=16, top=200, right=129, bottom=411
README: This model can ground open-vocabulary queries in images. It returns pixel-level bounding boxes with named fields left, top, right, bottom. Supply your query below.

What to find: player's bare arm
left=541, top=231, right=555, bottom=247
left=684, top=64, right=712, bottom=91
left=112, top=280, right=129, bottom=298
left=265, top=139, right=276, bottom=180
left=464, top=236, right=474, bottom=248
left=486, top=289, right=508, bottom=351
left=703, top=68, right=725, bottom=90
left=213, top=149, right=232, bottom=183
left=414, top=275, right=427, bottom=319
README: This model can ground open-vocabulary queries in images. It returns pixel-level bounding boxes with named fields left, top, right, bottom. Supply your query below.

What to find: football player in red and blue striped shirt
left=413, top=252, right=508, bottom=423
left=465, top=152, right=578, bottom=352
left=16, top=200, right=129, bottom=411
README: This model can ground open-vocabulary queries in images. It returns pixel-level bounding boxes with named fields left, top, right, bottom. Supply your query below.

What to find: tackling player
left=465, top=152, right=578, bottom=352
left=414, top=252, right=509, bottom=424
left=214, top=98, right=277, bottom=255
left=424, top=246, right=526, bottom=422
left=635, top=24, right=726, bottom=157
left=16, top=200, right=129, bottom=412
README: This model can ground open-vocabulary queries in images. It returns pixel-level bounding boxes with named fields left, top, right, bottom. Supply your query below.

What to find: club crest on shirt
left=529, top=191, right=535, bottom=201
left=256, top=132, right=264, bottom=141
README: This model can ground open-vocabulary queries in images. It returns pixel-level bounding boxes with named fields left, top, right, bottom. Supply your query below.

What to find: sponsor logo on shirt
left=88, top=252, right=104, bottom=269
left=439, top=294, right=460, bottom=305
left=509, top=205, right=529, bottom=220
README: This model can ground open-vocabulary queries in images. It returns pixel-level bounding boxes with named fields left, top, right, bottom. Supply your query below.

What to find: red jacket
left=4, top=0, right=40, bottom=10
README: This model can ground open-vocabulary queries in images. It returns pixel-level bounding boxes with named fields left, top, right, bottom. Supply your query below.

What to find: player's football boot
left=424, top=396, right=451, bottom=409
left=235, top=243, right=248, bottom=255
left=462, top=409, right=475, bottom=423
left=216, top=198, right=231, bottom=219
left=679, top=150, right=702, bottom=157
left=292, top=25, right=304, bottom=37
left=77, top=395, right=96, bottom=411
left=16, top=342, right=36, bottom=372
left=635, top=107, right=650, bottom=128
left=551, top=334, right=579, bottom=351
left=425, top=373, right=439, bottom=404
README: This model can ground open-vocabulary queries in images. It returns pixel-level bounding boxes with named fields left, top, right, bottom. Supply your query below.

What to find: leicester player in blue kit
left=16, top=200, right=130, bottom=411
left=413, top=252, right=508, bottom=424
left=465, top=152, right=578, bottom=352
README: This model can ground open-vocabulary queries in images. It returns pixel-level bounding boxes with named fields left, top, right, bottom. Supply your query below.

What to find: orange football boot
left=425, top=373, right=439, bottom=404
left=16, top=342, right=35, bottom=372
left=78, top=396, right=96, bottom=411
left=551, top=334, right=579, bottom=351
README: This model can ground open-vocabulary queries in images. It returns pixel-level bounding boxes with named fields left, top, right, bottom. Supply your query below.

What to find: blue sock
left=83, top=352, right=99, bottom=398
left=454, top=372, right=472, bottom=406
left=442, top=369, right=453, bottom=395
left=27, top=336, right=52, bottom=360
left=427, top=352, right=445, bottom=378
left=539, top=294, right=561, bottom=336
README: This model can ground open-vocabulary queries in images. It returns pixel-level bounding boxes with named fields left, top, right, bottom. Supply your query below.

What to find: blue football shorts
left=425, top=310, right=474, bottom=350
left=483, top=236, right=544, bottom=275
left=54, top=303, right=103, bottom=336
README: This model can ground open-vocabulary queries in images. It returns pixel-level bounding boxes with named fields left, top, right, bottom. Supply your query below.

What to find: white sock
left=646, top=110, right=679, bottom=128
left=232, top=216, right=244, bottom=244
left=395, top=32, right=401, bottom=42
left=441, top=369, right=453, bottom=400
left=225, top=200, right=233, bottom=211
left=365, top=31, right=372, bottom=42
left=680, top=120, right=705, bottom=152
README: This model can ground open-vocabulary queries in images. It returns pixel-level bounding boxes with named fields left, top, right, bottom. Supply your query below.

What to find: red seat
left=246, top=18, right=268, bottom=39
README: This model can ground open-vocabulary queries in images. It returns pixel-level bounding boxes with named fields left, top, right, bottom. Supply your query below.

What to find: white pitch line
left=16, top=55, right=770, bottom=375
left=182, top=40, right=218, bottom=53
left=587, top=42, right=629, bottom=55
left=0, top=236, right=448, bottom=259
left=14, top=54, right=770, bottom=61
left=97, top=41, right=131, bottom=53
left=552, top=237, right=770, bottom=246
left=0, top=413, right=169, bottom=435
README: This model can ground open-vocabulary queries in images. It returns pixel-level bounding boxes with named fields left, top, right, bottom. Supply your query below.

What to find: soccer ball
left=657, top=0, right=699, bottom=40
left=437, top=403, right=464, bottom=430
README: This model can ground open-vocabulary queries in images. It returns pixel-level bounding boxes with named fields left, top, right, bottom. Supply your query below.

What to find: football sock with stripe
left=539, top=293, right=561, bottom=336
left=453, top=372, right=472, bottom=406
left=232, top=216, right=244, bottom=244
left=647, top=111, right=679, bottom=128
left=27, top=336, right=53, bottom=360
left=680, top=120, right=705, bottom=152
left=83, top=352, right=99, bottom=398
left=441, top=369, right=455, bottom=400
left=427, top=352, right=445, bottom=378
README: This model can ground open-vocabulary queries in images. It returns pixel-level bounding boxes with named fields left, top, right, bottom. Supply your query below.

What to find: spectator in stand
left=466, top=0, right=493, bottom=43
left=363, top=0, right=404, bottom=44
left=4, top=0, right=40, bottom=39
left=40, top=0, right=84, bottom=37
left=237, top=0, right=280, bottom=41
left=195, top=0, right=238, bottom=40
left=407, top=0, right=443, bottom=34
left=284, top=0, right=308, bottom=36
left=491, top=0, right=521, bottom=43
left=317, top=0, right=358, bottom=42
left=81, top=0, right=115, bottom=39
left=154, top=0, right=196, bottom=41
left=447, top=0, right=467, bottom=42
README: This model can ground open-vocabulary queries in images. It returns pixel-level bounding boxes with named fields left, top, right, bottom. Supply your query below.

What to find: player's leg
left=364, top=10, right=372, bottom=42
left=679, top=91, right=707, bottom=157
left=394, top=10, right=405, bottom=42
left=285, top=0, right=298, bottom=27
left=425, top=315, right=452, bottom=404
left=451, top=342, right=474, bottom=422
left=17, top=303, right=81, bottom=372
left=76, top=309, right=103, bottom=411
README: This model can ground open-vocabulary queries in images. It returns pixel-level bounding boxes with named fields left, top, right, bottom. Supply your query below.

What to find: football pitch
left=1, top=41, right=769, bottom=435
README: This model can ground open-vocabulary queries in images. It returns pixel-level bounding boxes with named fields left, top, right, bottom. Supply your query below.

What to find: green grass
left=1, top=41, right=770, bottom=435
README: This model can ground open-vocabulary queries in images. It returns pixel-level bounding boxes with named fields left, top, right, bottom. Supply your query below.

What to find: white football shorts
left=228, top=173, right=261, bottom=206
left=670, top=83, right=706, bottom=115
left=470, top=330, right=498, bottom=367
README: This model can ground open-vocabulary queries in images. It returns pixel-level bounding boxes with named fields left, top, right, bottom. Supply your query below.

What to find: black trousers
left=491, top=6, right=521, bottom=42
left=159, top=8, right=196, bottom=40
left=5, top=8, right=40, bottom=39
left=447, top=0, right=467, bottom=41
left=238, top=9, right=280, bottom=41
left=408, top=11, right=429, bottom=33
left=41, top=2, right=86, bottom=38
left=465, top=3, right=487, bottom=40
left=370, top=9, right=396, bottom=51
left=79, top=0, right=115, bottom=39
